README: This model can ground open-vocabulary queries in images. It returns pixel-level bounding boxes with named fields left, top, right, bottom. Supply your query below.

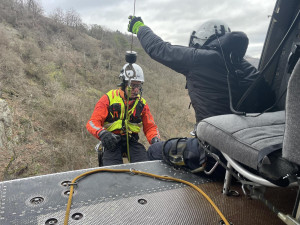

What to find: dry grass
left=0, top=0, right=195, bottom=181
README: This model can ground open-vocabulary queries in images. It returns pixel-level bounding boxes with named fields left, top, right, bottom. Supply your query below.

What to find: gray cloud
left=40, top=0, right=277, bottom=57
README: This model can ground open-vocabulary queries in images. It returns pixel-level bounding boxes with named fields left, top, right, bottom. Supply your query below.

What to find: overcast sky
left=39, top=0, right=277, bottom=58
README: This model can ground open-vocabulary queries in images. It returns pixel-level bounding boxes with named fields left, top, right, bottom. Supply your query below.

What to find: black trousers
left=102, top=137, right=148, bottom=166
left=147, top=141, right=164, bottom=160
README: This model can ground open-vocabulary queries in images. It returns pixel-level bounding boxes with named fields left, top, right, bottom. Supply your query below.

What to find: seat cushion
left=283, top=59, right=300, bottom=166
left=197, top=111, right=285, bottom=169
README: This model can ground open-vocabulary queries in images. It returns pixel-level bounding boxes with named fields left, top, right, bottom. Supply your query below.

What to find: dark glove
left=128, top=16, right=145, bottom=34
left=98, top=130, right=120, bottom=151
left=151, top=136, right=160, bottom=144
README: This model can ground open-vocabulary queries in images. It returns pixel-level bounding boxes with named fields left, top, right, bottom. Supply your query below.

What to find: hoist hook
left=124, top=63, right=136, bottom=87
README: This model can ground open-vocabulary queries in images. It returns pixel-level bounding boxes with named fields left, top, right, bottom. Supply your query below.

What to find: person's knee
left=128, top=141, right=148, bottom=163
left=102, top=149, right=123, bottom=166
left=147, top=142, right=164, bottom=160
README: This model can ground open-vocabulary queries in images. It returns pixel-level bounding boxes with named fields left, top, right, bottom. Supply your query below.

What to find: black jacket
left=138, top=26, right=258, bottom=122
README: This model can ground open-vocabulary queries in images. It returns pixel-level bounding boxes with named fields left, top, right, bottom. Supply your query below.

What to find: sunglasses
left=130, top=83, right=142, bottom=89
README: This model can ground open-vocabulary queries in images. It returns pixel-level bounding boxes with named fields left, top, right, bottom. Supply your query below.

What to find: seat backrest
left=283, top=58, right=300, bottom=165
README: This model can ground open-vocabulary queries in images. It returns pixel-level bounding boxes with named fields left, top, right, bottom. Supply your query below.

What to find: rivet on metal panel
left=219, top=219, right=233, bottom=225
left=63, top=190, right=74, bottom=196
left=45, top=218, right=58, bottom=225
left=61, top=181, right=71, bottom=187
left=30, top=197, right=44, bottom=205
left=138, top=199, right=147, bottom=205
left=129, top=168, right=136, bottom=175
left=72, top=213, right=83, bottom=220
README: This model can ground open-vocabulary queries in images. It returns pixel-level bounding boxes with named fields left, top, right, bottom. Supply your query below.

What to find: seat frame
left=199, top=141, right=300, bottom=224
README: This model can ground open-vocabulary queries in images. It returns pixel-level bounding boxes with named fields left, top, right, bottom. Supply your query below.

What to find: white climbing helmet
left=119, top=63, right=144, bottom=83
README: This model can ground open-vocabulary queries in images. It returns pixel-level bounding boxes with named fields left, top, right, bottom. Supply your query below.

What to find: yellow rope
left=63, top=168, right=230, bottom=225
left=125, top=86, right=132, bottom=162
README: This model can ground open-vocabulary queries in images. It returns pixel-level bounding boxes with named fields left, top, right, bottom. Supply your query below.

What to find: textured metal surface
left=37, top=186, right=222, bottom=225
left=0, top=161, right=212, bottom=224
left=0, top=160, right=297, bottom=225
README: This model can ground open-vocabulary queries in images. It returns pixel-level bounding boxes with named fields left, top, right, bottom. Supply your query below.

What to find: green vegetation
left=0, top=0, right=194, bottom=181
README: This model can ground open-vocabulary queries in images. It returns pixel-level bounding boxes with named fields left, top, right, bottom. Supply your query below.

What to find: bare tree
left=50, top=8, right=65, bottom=24
left=65, top=8, right=82, bottom=29
left=26, top=0, right=43, bottom=18
left=89, top=24, right=104, bottom=40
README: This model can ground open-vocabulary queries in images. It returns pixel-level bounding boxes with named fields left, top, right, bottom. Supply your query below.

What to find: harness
left=104, top=89, right=146, bottom=134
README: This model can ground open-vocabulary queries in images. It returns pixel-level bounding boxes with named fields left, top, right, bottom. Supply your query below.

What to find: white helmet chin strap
left=124, top=64, right=136, bottom=87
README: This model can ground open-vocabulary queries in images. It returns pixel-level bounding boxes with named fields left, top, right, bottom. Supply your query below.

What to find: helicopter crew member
left=86, top=63, right=160, bottom=166
left=127, top=17, right=260, bottom=134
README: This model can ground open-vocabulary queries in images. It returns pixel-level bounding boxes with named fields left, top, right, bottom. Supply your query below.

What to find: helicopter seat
left=197, top=59, right=300, bottom=188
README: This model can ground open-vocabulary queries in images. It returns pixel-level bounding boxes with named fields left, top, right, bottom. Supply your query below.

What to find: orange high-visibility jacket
left=86, top=89, right=160, bottom=144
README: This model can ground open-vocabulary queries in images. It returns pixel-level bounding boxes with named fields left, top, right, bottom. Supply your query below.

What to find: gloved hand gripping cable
left=128, top=15, right=145, bottom=34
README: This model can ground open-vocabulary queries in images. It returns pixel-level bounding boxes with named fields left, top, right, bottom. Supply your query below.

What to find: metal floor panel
left=36, top=184, right=296, bottom=225
left=0, top=160, right=297, bottom=225
left=0, top=161, right=211, bottom=224
left=38, top=187, right=222, bottom=225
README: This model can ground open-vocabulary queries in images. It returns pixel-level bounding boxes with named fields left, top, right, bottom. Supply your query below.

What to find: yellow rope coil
left=64, top=168, right=230, bottom=225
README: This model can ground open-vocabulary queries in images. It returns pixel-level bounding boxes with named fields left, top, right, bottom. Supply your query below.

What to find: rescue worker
left=127, top=17, right=263, bottom=167
left=86, top=63, right=160, bottom=166
left=127, top=17, right=260, bottom=135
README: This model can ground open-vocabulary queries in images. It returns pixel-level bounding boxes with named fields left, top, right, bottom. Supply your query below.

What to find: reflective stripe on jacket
left=86, top=89, right=160, bottom=144
left=103, top=89, right=145, bottom=133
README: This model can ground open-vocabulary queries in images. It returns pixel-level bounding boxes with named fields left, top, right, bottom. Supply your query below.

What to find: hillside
left=0, top=0, right=195, bottom=181
left=0, top=1, right=261, bottom=182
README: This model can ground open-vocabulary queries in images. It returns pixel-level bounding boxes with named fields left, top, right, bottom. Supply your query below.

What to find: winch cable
left=124, top=0, right=137, bottom=162
left=130, top=0, right=136, bottom=52
left=63, top=168, right=230, bottom=225
left=125, top=84, right=132, bottom=162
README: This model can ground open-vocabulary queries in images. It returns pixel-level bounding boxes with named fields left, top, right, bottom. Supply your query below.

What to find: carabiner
left=124, top=63, right=136, bottom=87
